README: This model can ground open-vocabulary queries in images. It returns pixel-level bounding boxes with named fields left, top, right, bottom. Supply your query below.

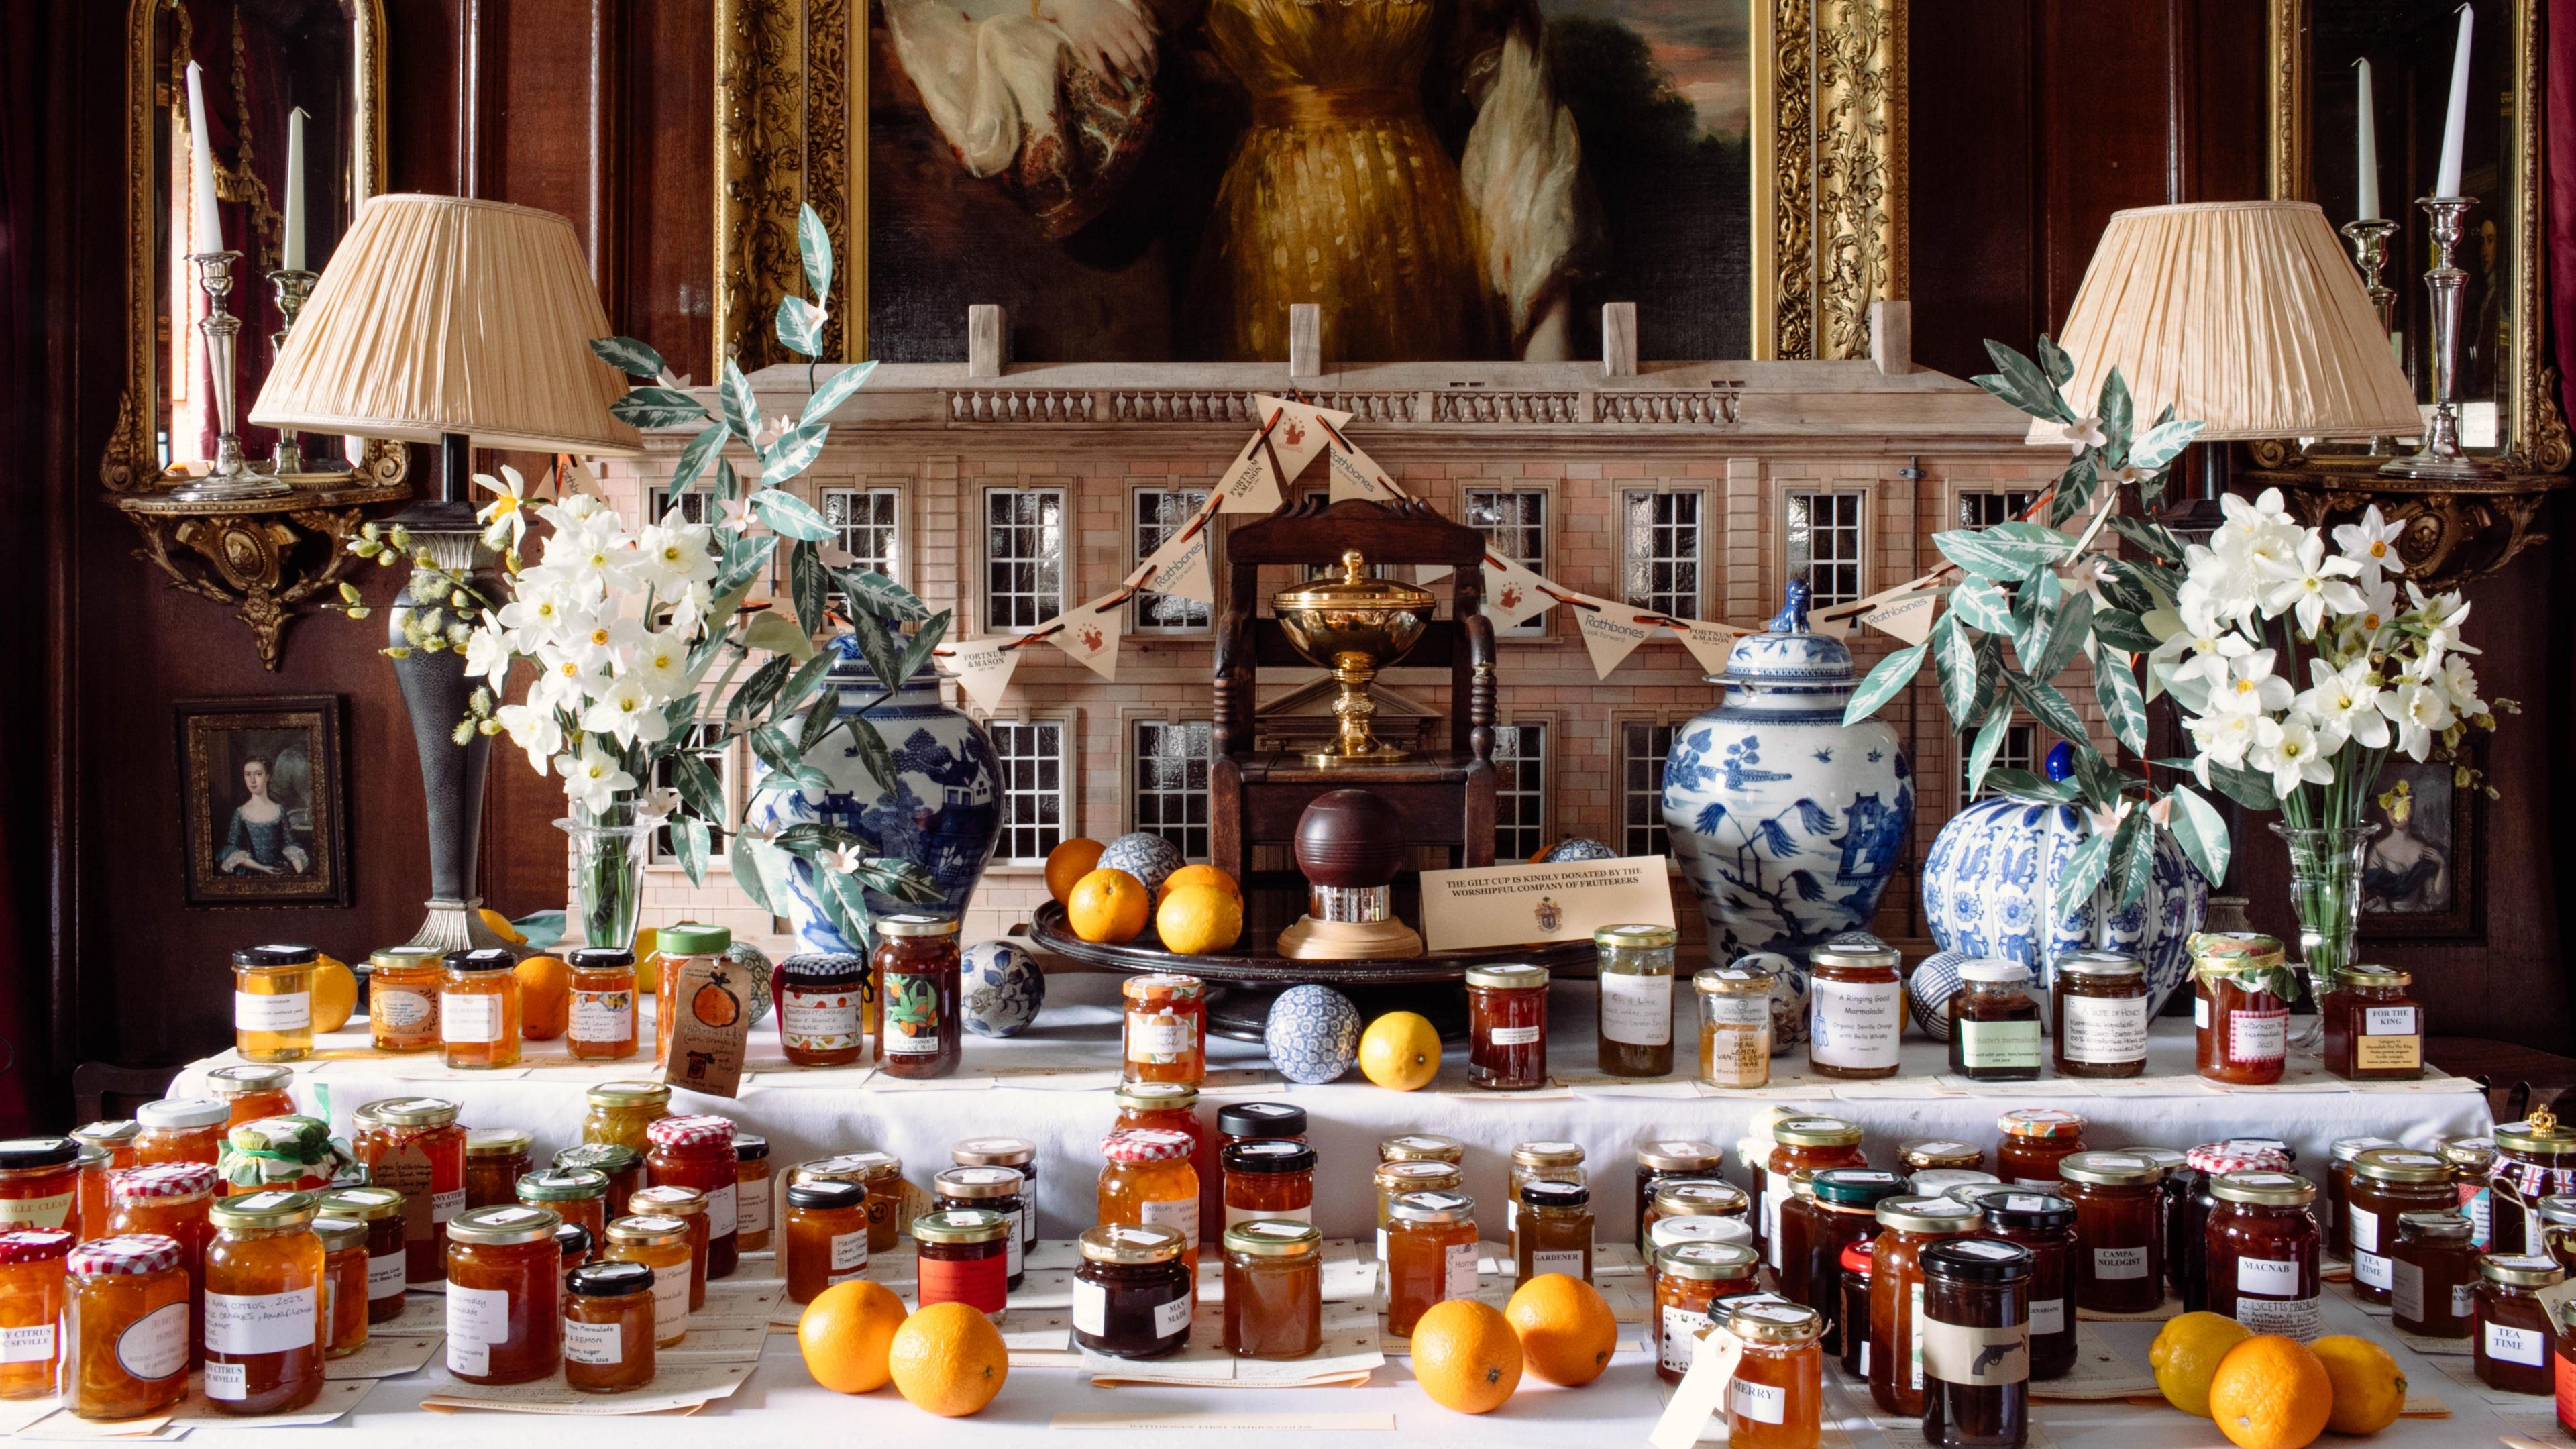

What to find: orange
left=309, top=955, right=358, bottom=1034
left=2207, top=1335, right=2334, bottom=1449
left=1155, top=883, right=1242, bottom=955
left=1503, top=1273, right=1617, bottom=1386
left=2311, top=1334, right=2406, bottom=1436
left=2151, top=1311, right=2253, bottom=1417
left=797, top=1279, right=907, bottom=1394
left=1045, top=838, right=1106, bottom=905
left=1066, top=867, right=1151, bottom=944
left=886, top=1301, right=1008, bottom=1417
left=514, top=954, right=573, bottom=1040
left=1411, top=1299, right=1522, bottom=1413
left=1157, top=863, right=1240, bottom=905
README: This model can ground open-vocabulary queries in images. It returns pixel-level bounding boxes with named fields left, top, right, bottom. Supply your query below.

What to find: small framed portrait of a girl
left=176, top=696, right=350, bottom=907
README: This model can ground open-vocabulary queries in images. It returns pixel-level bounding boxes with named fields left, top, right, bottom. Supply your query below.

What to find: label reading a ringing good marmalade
left=1809, top=977, right=1901, bottom=1067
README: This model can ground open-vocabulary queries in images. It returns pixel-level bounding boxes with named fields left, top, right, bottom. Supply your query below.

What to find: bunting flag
left=939, top=635, right=1026, bottom=710
left=1812, top=571, right=1945, bottom=645
left=1216, top=396, right=1351, bottom=513
left=1136, top=511, right=1216, bottom=605
left=1322, top=430, right=1403, bottom=504
left=1672, top=619, right=1751, bottom=676
left=1569, top=593, right=1658, bottom=678
left=1481, top=554, right=1560, bottom=630
left=1042, top=594, right=1126, bottom=680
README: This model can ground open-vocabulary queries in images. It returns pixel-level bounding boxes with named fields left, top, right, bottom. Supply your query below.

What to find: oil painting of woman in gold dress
left=867, top=0, right=1748, bottom=361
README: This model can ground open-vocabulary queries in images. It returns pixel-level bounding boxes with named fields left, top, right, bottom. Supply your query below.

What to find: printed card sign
left=1042, top=596, right=1125, bottom=681
left=938, top=636, right=1024, bottom=711
left=1323, top=435, right=1401, bottom=504
left=661, top=951, right=751, bottom=1097
left=1570, top=594, right=1654, bottom=678
left=1674, top=619, right=1749, bottom=676
left=1419, top=855, right=1676, bottom=952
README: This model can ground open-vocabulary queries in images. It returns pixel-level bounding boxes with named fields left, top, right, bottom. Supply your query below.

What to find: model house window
left=1493, top=722, right=1549, bottom=861
left=667, top=490, right=712, bottom=526
left=989, top=720, right=1071, bottom=864
left=985, top=488, right=1066, bottom=631
left=1620, top=488, right=1703, bottom=617
left=1957, top=488, right=2037, bottom=529
left=1786, top=488, right=1866, bottom=607
left=1960, top=720, right=2040, bottom=804
left=648, top=720, right=730, bottom=863
left=1466, top=488, right=1548, bottom=636
left=823, top=487, right=902, bottom=581
left=1619, top=720, right=1676, bottom=858
left=1132, top=487, right=1212, bottom=633
left=1132, top=719, right=1214, bottom=861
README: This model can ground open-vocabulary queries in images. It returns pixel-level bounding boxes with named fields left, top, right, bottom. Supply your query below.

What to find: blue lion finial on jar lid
left=2045, top=741, right=2078, bottom=782
left=1768, top=579, right=1813, bottom=634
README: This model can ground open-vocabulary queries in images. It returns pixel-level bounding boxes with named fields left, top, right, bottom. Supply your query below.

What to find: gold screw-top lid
left=1809, top=941, right=1900, bottom=970
left=1078, top=1223, right=1185, bottom=1265
left=1638, top=1140, right=1725, bottom=1172
left=466, top=1128, right=535, bottom=1157
left=604, top=1215, right=690, bottom=1248
left=318, top=1185, right=405, bottom=1222
left=2498, top=1108, right=2575, bottom=1154
left=1875, top=1195, right=1980, bottom=1234
left=1509, top=1140, right=1587, bottom=1169
left=448, top=1204, right=561, bottom=1246
left=2208, top=1171, right=2316, bottom=1208
left=1654, top=1240, right=1759, bottom=1281
left=911, top=1208, right=1012, bottom=1244
left=2056, top=1151, right=2161, bottom=1187
left=586, top=1081, right=672, bottom=1109
left=1595, top=924, right=1679, bottom=951
left=1377, top=1134, right=1465, bottom=1165
left=1773, top=1116, right=1863, bottom=1148
left=796, top=1152, right=901, bottom=1184
left=879, top=915, right=959, bottom=938
left=2482, top=1254, right=2567, bottom=1289
left=2348, top=1148, right=2449, bottom=1185
left=354, top=1096, right=460, bottom=1128
left=1899, top=1138, right=1984, bottom=1169
left=1114, top=1082, right=1200, bottom=1114
left=1374, top=1160, right=1464, bottom=1193
left=1222, top=1219, right=1322, bottom=1257
left=207, top=1189, right=321, bottom=1230
left=629, top=1185, right=706, bottom=1217
left=1651, top=1180, right=1750, bottom=1216
left=1722, top=1298, right=1823, bottom=1344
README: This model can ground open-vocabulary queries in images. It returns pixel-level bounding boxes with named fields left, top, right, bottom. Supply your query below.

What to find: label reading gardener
left=1956, top=1019, right=2042, bottom=1070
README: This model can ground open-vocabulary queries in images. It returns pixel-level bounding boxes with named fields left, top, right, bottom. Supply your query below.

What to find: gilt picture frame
left=176, top=695, right=351, bottom=908
left=2359, top=742, right=2482, bottom=944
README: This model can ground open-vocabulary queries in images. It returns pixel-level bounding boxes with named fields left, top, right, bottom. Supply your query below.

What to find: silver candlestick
left=169, top=250, right=290, bottom=502
left=2383, top=196, right=2501, bottom=480
left=266, top=267, right=322, bottom=478
left=2339, top=217, right=2401, bottom=458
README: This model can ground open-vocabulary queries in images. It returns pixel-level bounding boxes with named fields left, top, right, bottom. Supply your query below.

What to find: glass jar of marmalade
left=1635, top=1141, right=1725, bottom=1248
left=2206, top=1171, right=2320, bottom=1340
left=1841, top=1242, right=1874, bottom=1379
left=735, top=1136, right=772, bottom=1254
left=1995, top=1110, right=2086, bottom=1188
left=1869, top=1195, right=1982, bottom=1416
left=445, top=1204, right=563, bottom=1384
left=2390, top=1209, right=2477, bottom=1338
left=914, top=1209, right=1012, bottom=1318
left=628, top=1185, right=711, bottom=1309
left=566, top=947, right=639, bottom=1061
left=1807, top=941, right=1903, bottom=1079
left=319, top=1185, right=407, bottom=1324
left=875, top=914, right=963, bottom=1079
left=1221, top=1220, right=1322, bottom=1359
left=1723, top=1299, right=1825, bottom=1449
left=953, top=1138, right=1038, bottom=1254
left=2491, top=1110, right=2576, bottom=1257
left=1466, top=964, right=1550, bottom=1091
left=2441, top=1136, right=2498, bottom=1249
left=782, top=1180, right=870, bottom=1303
left=1957, top=1187, right=2076, bottom=1381
left=582, top=1081, right=672, bottom=1152
left=440, top=947, right=523, bottom=1069
left=106, top=1163, right=216, bottom=1361
left=1375, top=1160, right=1463, bottom=1264
left=1507, top=1140, right=1587, bottom=1249
left=2049, top=950, right=2149, bottom=1077
left=2542, top=1197, right=2576, bottom=1276
left=934, top=1167, right=1028, bottom=1287
left=1795, top=1169, right=1907, bottom=1351
left=1221, top=1139, right=1316, bottom=1232
left=1100, top=1130, right=1201, bottom=1274
left=1122, top=973, right=1208, bottom=1085
left=0, top=1229, right=70, bottom=1398
left=465, top=1128, right=535, bottom=1210
left=650, top=923, right=731, bottom=1066
left=1652, top=1240, right=1760, bottom=1382
left=202, top=1190, right=326, bottom=1414
left=555, top=1144, right=645, bottom=1224
left=602, top=1216, right=692, bottom=1346
left=133, top=1099, right=228, bottom=1168
left=1515, top=1179, right=1593, bottom=1284
left=206, top=1064, right=299, bottom=1127
left=231, top=945, right=317, bottom=1063
left=2474, top=1254, right=2565, bottom=1394
left=0, top=1137, right=80, bottom=1232
left=366, top=946, right=443, bottom=1053
left=2325, top=1135, right=2399, bottom=1259
left=1949, top=959, right=2040, bottom=1082
left=772, top=953, right=867, bottom=1067
left=1595, top=923, right=1678, bottom=1078
left=517, top=1168, right=611, bottom=1263
left=1695, top=967, right=1774, bottom=1089
left=62, top=1234, right=191, bottom=1419
left=311, top=1217, right=368, bottom=1360
left=2053, top=1153, right=2161, bottom=1316
left=1215, top=1102, right=1307, bottom=1155
left=2321, top=967, right=2420, bottom=1081
left=1385, top=1189, right=1480, bottom=1335
left=1919, top=1238, right=2033, bottom=1449
left=1764, top=1118, right=1866, bottom=1268
left=1073, top=1223, right=1193, bottom=1359
left=794, top=1152, right=907, bottom=1252
left=1116, top=1083, right=1212, bottom=1224
left=645, top=1114, right=740, bottom=1280
left=2346, top=1148, right=2455, bottom=1305
left=1652, top=1215, right=1756, bottom=1256
left=2190, top=933, right=2291, bottom=1085
left=563, top=1260, right=657, bottom=1393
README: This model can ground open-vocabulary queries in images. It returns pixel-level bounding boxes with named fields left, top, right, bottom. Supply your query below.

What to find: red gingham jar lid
left=0, top=1230, right=74, bottom=1265
left=1102, top=1128, right=1194, bottom=1163
left=2188, top=1141, right=2293, bottom=1174
left=1997, top=1108, right=2085, bottom=1138
left=645, top=1115, right=737, bottom=1151
left=67, top=1234, right=185, bottom=1276
left=110, top=1163, right=219, bottom=1202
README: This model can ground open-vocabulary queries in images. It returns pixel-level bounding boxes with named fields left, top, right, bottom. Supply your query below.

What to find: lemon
left=2311, top=1334, right=2406, bottom=1436
left=633, top=927, right=659, bottom=994
left=1358, top=1011, right=1442, bottom=1090
left=478, top=907, right=526, bottom=945
left=2151, top=1311, right=2254, bottom=1418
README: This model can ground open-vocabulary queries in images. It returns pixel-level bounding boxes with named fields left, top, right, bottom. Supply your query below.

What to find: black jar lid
left=736, top=1133, right=769, bottom=1162
left=785, top=1179, right=867, bottom=1212
left=1220, top=1139, right=1317, bottom=1175
left=1920, top=1236, right=2033, bottom=1283
left=1955, top=1185, right=2076, bottom=1230
left=444, top=947, right=517, bottom=973
left=553, top=1222, right=593, bottom=1259
left=1218, top=1103, right=1307, bottom=1139
left=569, top=947, right=635, bottom=969
left=233, top=943, right=317, bottom=968
left=1810, top=1169, right=1909, bottom=1207
left=0, top=1138, right=79, bottom=1170
left=567, top=1259, right=654, bottom=1297
left=1521, top=1179, right=1590, bottom=1210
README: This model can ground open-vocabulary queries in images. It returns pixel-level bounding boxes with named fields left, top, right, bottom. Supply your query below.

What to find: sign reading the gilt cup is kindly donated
left=1417, top=855, right=1676, bottom=952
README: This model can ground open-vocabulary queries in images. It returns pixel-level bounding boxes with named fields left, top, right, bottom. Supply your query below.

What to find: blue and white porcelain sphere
left=1099, top=832, right=1184, bottom=900
left=1920, top=796, right=2208, bottom=1016
left=1265, top=985, right=1361, bottom=1084
left=1907, top=949, right=1974, bottom=1042
left=1730, top=951, right=1809, bottom=1055
left=726, top=942, right=775, bottom=1028
left=962, top=939, right=1046, bottom=1038
left=747, top=637, right=1003, bottom=957
left=1539, top=837, right=1619, bottom=865
left=1664, top=584, right=1915, bottom=967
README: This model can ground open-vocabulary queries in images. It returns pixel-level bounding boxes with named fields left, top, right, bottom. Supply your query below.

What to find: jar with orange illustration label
left=60, top=1235, right=191, bottom=1420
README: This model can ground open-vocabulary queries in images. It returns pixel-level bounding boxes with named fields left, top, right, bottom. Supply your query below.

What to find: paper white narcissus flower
left=558, top=744, right=639, bottom=813
left=2294, top=656, right=2389, bottom=753
left=474, top=466, right=532, bottom=552
left=638, top=787, right=682, bottom=822
left=2435, top=654, right=2487, bottom=716
left=563, top=614, right=644, bottom=675
left=828, top=843, right=867, bottom=875
left=2381, top=680, right=2455, bottom=761
left=2406, top=585, right=2478, bottom=668
left=633, top=512, right=718, bottom=596
left=2212, top=649, right=2294, bottom=717
left=496, top=590, right=574, bottom=647
left=462, top=625, right=513, bottom=685
left=2332, top=506, right=2406, bottom=582
left=581, top=674, right=673, bottom=749
left=631, top=628, right=693, bottom=697
left=2249, top=714, right=2337, bottom=797
left=2257, top=535, right=2365, bottom=635
left=494, top=702, right=564, bottom=775
left=2187, top=710, right=2257, bottom=779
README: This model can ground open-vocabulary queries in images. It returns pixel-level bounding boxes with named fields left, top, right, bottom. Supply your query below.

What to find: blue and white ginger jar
left=748, top=635, right=1004, bottom=955
left=1663, top=584, right=1915, bottom=967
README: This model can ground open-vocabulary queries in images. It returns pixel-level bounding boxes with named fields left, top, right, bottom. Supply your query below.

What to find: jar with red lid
left=646, top=1115, right=740, bottom=1280
left=2053, top=1153, right=2162, bottom=1317
left=2206, top=1171, right=2320, bottom=1340
left=2169, top=1141, right=2293, bottom=1309
left=1123, top=973, right=1208, bottom=1084
left=0, top=1228, right=72, bottom=1398
left=205, top=1065, right=298, bottom=1127
left=1118, top=1083, right=1212, bottom=1227
left=1994, top=1110, right=2085, bottom=1188
left=914, top=1209, right=1013, bottom=1319
left=0, top=1137, right=81, bottom=1231
left=1100, top=1129, right=1201, bottom=1275
left=60, top=1234, right=191, bottom=1420
left=105, top=1163, right=217, bottom=1366
left=133, top=1099, right=228, bottom=1167
left=1839, top=1241, right=1874, bottom=1379
left=875, top=915, right=963, bottom=1078
left=350, top=1096, right=468, bottom=1287
left=1222, top=1139, right=1316, bottom=1231
left=2190, top=934, right=2292, bottom=1085
left=1957, top=1186, right=2076, bottom=1380
left=1466, top=964, right=1550, bottom=1090
left=773, top=953, right=867, bottom=1067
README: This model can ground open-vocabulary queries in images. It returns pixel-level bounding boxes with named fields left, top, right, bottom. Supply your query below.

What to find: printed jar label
left=2454, top=1281, right=2479, bottom=1317
left=205, top=1286, right=318, bottom=1355
left=2059, top=995, right=2149, bottom=1063
left=570, top=991, right=634, bottom=1044
left=1809, top=977, right=1902, bottom=1069
left=1599, top=972, right=1674, bottom=1046
left=1957, top=1019, right=2042, bottom=1070
left=1703, top=994, right=1770, bottom=1028
left=441, top=993, right=503, bottom=1044
left=2235, top=1256, right=2300, bottom=1295
left=2348, top=1203, right=2382, bottom=1254
left=884, top=1028, right=941, bottom=1056
left=0, top=1193, right=72, bottom=1229
left=782, top=990, right=861, bottom=1048
left=204, top=1361, right=248, bottom=1400
left=1489, top=1024, right=1543, bottom=1046
left=1729, top=1377, right=1787, bottom=1425
left=235, top=989, right=311, bottom=1033
left=2356, top=1034, right=2422, bottom=1071
left=2031, top=1298, right=2065, bottom=1336
left=1153, top=1293, right=1193, bottom=1338
left=2093, top=1246, right=2149, bottom=1281
left=2353, top=1251, right=2394, bottom=1291
left=2363, top=1006, right=2420, bottom=1036
left=0, top=1324, right=54, bottom=1364
left=2390, top=1258, right=2427, bottom=1323
left=446, top=1282, right=509, bottom=1379
left=918, top=1252, right=1008, bottom=1313
left=1659, top=1305, right=1711, bottom=1375
left=830, top=1229, right=869, bottom=1273
left=2488, top=1322, right=2548, bottom=1366
left=1445, top=1242, right=1481, bottom=1299
left=1139, top=1196, right=1198, bottom=1250
left=2235, top=1294, right=2320, bottom=1341
left=1529, top=1249, right=1586, bottom=1278
left=115, top=1302, right=187, bottom=1381
left=368, top=1251, right=406, bottom=1300
left=432, top=1188, right=465, bottom=1223
left=564, top=1318, right=623, bottom=1366
left=1127, top=1016, right=1195, bottom=1062
left=374, top=988, right=435, bottom=1030
left=1921, top=1318, right=2029, bottom=1386
left=2227, top=1008, right=2289, bottom=1063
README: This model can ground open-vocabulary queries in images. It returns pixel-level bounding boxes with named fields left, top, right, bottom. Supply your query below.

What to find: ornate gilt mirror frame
left=710, top=0, right=1904, bottom=373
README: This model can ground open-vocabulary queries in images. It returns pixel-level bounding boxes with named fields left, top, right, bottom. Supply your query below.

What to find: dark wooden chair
left=72, top=1062, right=184, bottom=1124
left=1212, top=496, right=1498, bottom=883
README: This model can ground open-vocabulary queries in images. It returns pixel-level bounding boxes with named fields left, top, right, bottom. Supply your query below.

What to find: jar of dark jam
left=2321, top=967, right=2422, bottom=1081
left=2345, top=1148, right=2455, bottom=1305
left=1516, top=1180, right=1594, bottom=1284
left=2049, top=951, right=2149, bottom=1077
left=2054, top=1152, right=2162, bottom=1316
left=1762, top=1117, right=1866, bottom=1269
left=2206, top=1171, right=2320, bottom=1341
left=2190, top=934, right=2291, bottom=1085
left=1071, top=1223, right=1192, bottom=1359
left=2390, top=1210, right=2477, bottom=1338
left=2324, top=1136, right=2398, bottom=1260
left=1956, top=1187, right=2074, bottom=1381
left=771, top=952, right=867, bottom=1067
left=1994, top=1110, right=2084, bottom=1189
left=1465, top=965, right=1550, bottom=1091
left=1840, top=1241, right=1874, bottom=1379
left=1919, top=1237, right=2033, bottom=1449
left=2169, top=1140, right=2292, bottom=1307
left=932, top=1167, right=1028, bottom=1288
left=1949, top=960, right=2040, bottom=1083
left=874, top=915, right=963, bottom=1079
left=912, top=1209, right=1012, bottom=1319
left=952, top=1138, right=1038, bottom=1254
left=1870, top=1195, right=1982, bottom=1417
left=1796, top=1169, right=1907, bottom=1358
left=1635, top=1140, right=1725, bottom=1250
left=2491, top=1109, right=2576, bottom=1257
left=2473, top=1254, right=2565, bottom=1394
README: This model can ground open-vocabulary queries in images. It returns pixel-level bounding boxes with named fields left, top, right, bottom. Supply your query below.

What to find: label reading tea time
left=2488, top=1322, right=2548, bottom=1366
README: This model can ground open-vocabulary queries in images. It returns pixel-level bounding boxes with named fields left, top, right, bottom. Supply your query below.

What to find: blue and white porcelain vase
left=749, top=636, right=1004, bottom=955
left=1663, top=584, right=1915, bottom=971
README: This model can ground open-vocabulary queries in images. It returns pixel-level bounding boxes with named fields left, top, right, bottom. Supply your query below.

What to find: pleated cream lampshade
left=2042, top=200, right=2419, bottom=443
left=251, top=194, right=642, bottom=456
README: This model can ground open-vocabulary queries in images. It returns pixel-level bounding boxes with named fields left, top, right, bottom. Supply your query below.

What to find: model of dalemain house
left=588, top=345, right=2098, bottom=963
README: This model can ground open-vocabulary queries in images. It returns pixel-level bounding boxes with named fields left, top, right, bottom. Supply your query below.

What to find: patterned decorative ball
left=963, top=939, right=1046, bottom=1038
left=1098, top=832, right=1184, bottom=899
left=1908, top=950, right=1973, bottom=1042
left=1731, top=951, right=1809, bottom=1055
left=724, top=942, right=774, bottom=1028
left=1265, top=985, right=1361, bottom=1084
left=1539, top=837, right=1619, bottom=864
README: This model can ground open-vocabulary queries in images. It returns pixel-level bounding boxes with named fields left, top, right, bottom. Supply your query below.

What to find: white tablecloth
left=172, top=974, right=2489, bottom=1247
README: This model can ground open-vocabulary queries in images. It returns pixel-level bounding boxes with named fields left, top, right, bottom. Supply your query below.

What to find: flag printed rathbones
left=1813, top=572, right=1944, bottom=644
left=1570, top=593, right=1656, bottom=678
left=1137, top=506, right=1217, bottom=605
left=939, top=635, right=1025, bottom=711
left=1481, top=554, right=1558, bottom=629
left=1214, top=396, right=1351, bottom=513
left=1041, top=594, right=1125, bottom=681
left=1322, top=433, right=1402, bottom=504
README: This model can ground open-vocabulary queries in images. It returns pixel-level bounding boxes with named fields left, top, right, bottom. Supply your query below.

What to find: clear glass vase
left=2269, top=821, right=2382, bottom=1051
left=559, top=802, right=651, bottom=951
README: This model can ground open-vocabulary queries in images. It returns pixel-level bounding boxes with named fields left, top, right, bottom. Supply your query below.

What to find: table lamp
left=2045, top=201, right=2420, bottom=532
left=1277, top=789, right=1424, bottom=959
left=252, top=194, right=643, bottom=951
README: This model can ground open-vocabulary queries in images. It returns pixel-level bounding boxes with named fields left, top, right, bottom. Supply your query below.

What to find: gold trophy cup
left=1271, top=550, right=1434, bottom=768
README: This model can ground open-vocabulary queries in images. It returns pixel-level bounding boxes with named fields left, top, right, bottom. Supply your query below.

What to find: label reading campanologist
left=1417, top=856, right=1674, bottom=952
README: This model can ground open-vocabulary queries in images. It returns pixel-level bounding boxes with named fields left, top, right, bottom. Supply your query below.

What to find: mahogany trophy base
left=1276, top=914, right=1424, bottom=961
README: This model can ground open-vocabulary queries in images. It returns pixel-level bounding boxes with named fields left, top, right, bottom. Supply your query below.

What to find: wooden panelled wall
left=0, top=0, right=2563, bottom=1128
